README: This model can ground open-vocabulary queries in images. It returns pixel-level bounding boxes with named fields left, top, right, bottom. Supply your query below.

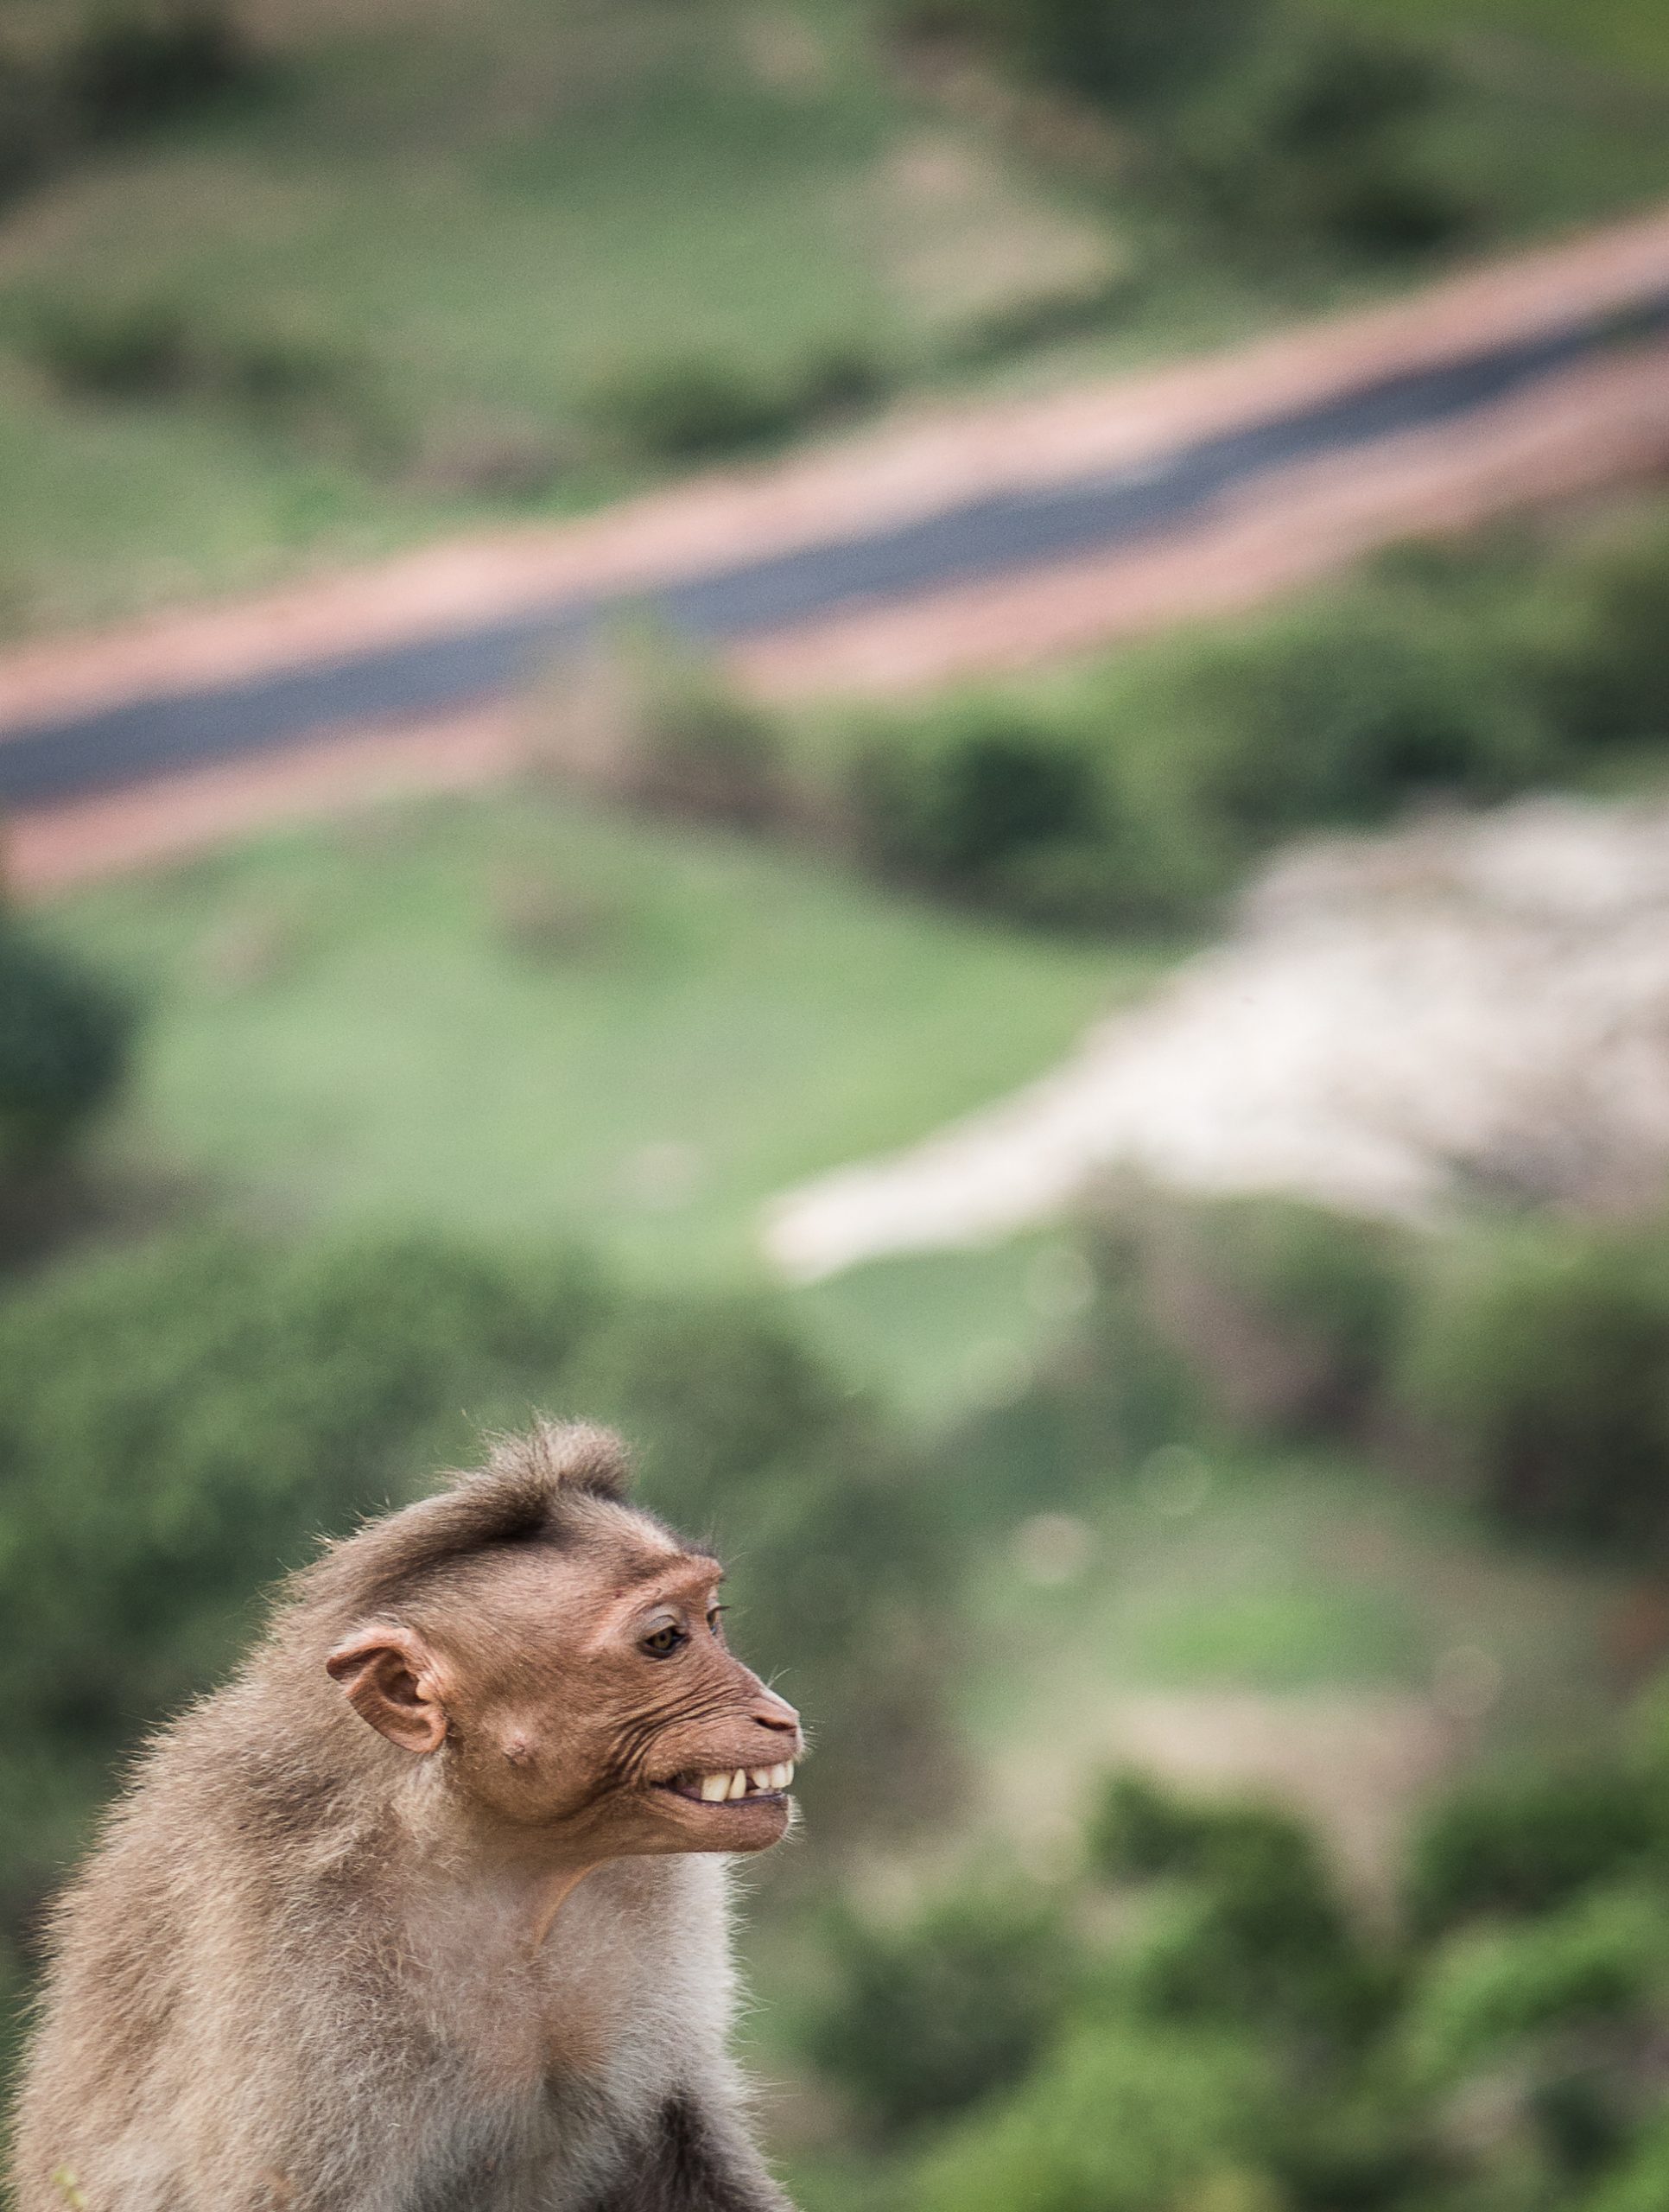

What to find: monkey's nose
left=753, top=1693, right=800, bottom=1738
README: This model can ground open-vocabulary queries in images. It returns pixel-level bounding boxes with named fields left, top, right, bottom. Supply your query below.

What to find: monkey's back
left=10, top=1694, right=371, bottom=2209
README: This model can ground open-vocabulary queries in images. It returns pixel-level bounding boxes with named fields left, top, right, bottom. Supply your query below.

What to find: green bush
left=1395, top=1220, right=1669, bottom=1546
left=1108, top=1195, right=1412, bottom=1441
left=586, top=342, right=892, bottom=467
left=827, top=573, right=1567, bottom=933
left=0, top=924, right=132, bottom=1164
left=1044, top=1211, right=1209, bottom=1459
left=60, top=3, right=261, bottom=141
left=849, top=705, right=1104, bottom=896
left=777, top=1758, right=1669, bottom=2212
left=795, top=346, right=892, bottom=423
left=1405, top=1767, right=1669, bottom=1936
left=892, top=1767, right=1669, bottom=2212
left=29, top=296, right=197, bottom=399
left=916, top=2018, right=1279, bottom=2212
left=1057, top=1193, right=1669, bottom=1560
left=219, top=326, right=358, bottom=419
left=941, top=0, right=1465, bottom=261
left=1399, top=1887, right=1669, bottom=2090
left=0, top=49, right=68, bottom=200
left=587, top=355, right=795, bottom=461
left=1052, top=1185, right=1669, bottom=1563
left=1189, top=1199, right=1408, bottom=1418
left=1520, top=518, right=1669, bottom=748
left=1122, top=1885, right=1382, bottom=2044
left=552, top=1284, right=854, bottom=1522
left=983, top=0, right=1269, bottom=111
left=805, top=1883, right=1076, bottom=2134
left=1167, top=597, right=1549, bottom=838
left=0, top=5, right=257, bottom=208
left=1090, top=1774, right=1382, bottom=2040
left=1179, top=22, right=1467, bottom=257
left=1253, top=24, right=1444, bottom=156
left=27, top=296, right=390, bottom=460
left=1585, top=2113, right=1669, bottom=2212
left=1396, top=1885, right=1665, bottom=2202
left=1090, top=1771, right=1223, bottom=1881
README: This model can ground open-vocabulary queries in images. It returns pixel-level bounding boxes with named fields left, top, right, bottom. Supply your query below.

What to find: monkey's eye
left=640, top=1623, right=688, bottom=1660
left=707, top=1605, right=727, bottom=1637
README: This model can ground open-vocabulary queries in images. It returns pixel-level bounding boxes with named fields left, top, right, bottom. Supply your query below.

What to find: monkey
left=8, top=1421, right=806, bottom=2212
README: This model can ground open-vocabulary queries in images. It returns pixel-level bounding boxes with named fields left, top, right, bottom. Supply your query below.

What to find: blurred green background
left=6, top=4, right=1669, bottom=2210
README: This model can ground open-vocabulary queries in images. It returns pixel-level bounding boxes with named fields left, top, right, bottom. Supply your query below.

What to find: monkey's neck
left=390, top=1766, right=606, bottom=1956
left=528, top=1864, right=597, bottom=1954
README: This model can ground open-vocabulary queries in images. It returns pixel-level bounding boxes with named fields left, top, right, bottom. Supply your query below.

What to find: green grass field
left=917, top=1436, right=1635, bottom=1910
left=1, top=0, right=1666, bottom=634
left=1346, top=0, right=1669, bottom=77
left=967, top=1447, right=1623, bottom=1745
left=48, top=783, right=1166, bottom=1401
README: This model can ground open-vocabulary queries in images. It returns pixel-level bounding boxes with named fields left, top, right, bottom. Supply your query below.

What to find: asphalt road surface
left=3, top=290, right=1666, bottom=809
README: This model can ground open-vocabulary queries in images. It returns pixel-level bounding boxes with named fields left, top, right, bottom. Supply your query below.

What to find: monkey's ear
left=326, top=1628, right=448, bottom=1755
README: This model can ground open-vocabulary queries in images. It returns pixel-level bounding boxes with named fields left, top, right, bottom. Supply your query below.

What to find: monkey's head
left=319, top=1424, right=803, bottom=1860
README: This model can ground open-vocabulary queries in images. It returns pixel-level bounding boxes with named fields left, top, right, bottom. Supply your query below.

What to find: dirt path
left=7, top=205, right=1669, bottom=888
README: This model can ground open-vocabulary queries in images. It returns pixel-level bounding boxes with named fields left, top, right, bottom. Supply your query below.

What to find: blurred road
left=5, top=205, right=1669, bottom=861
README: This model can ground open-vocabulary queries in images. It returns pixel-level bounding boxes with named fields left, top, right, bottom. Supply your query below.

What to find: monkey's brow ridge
left=617, top=1547, right=723, bottom=1590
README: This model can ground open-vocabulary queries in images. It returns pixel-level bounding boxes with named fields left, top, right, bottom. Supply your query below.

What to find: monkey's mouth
left=656, top=1762, right=796, bottom=1807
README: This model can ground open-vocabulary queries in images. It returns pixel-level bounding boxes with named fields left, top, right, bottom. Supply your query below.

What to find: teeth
left=689, top=1762, right=796, bottom=1803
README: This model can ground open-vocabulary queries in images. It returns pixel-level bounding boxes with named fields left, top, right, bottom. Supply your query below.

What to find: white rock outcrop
left=764, top=797, right=1669, bottom=1281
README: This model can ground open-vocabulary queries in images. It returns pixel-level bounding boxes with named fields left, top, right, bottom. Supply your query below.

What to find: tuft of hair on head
left=295, top=1420, right=634, bottom=1625
left=481, top=1418, right=632, bottom=1504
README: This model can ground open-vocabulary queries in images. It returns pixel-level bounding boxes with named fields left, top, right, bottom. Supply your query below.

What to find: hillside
left=38, top=780, right=1168, bottom=1408
left=1, top=0, right=1667, bottom=639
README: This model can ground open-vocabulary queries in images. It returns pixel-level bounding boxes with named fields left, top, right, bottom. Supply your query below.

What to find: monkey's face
left=327, top=1505, right=803, bottom=1861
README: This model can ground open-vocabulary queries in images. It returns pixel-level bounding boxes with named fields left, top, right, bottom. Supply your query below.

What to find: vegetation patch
left=0, top=0, right=1665, bottom=631
left=793, top=1751, right=1669, bottom=2212
left=1339, top=0, right=1669, bottom=79
left=810, top=499, right=1669, bottom=931
left=1039, top=1184, right=1669, bottom=1560
left=43, top=785, right=1138, bottom=1288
